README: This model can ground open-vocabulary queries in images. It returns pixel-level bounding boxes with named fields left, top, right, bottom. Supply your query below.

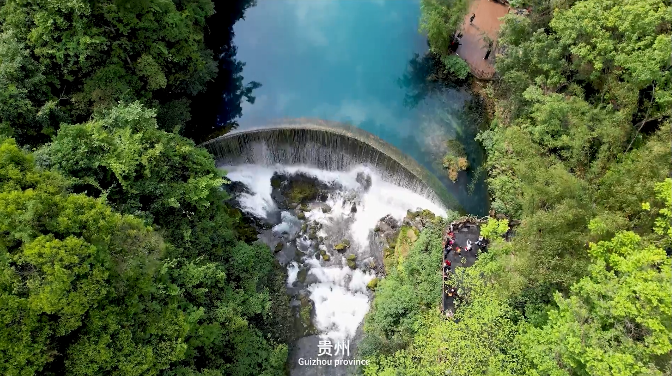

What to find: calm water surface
left=233, top=0, right=487, bottom=214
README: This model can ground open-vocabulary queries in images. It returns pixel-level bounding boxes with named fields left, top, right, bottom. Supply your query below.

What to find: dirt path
left=455, top=0, right=509, bottom=79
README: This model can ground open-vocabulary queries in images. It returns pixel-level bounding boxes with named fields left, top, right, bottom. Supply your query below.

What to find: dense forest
left=0, top=0, right=290, bottom=375
left=361, top=0, right=672, bottom=375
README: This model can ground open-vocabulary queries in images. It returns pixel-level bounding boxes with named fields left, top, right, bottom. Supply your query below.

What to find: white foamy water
left=224, top=164, right=446, bottom=342
left=287, top=261, right=300, bottom=287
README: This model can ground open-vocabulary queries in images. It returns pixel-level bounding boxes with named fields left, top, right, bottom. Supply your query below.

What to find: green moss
left=322, top=253, right=330, bottom=261
left=297, top=268, right=308, bottom=284
left=334, top=242, right=349, bottom=251
left=274, top=242, right=283, bottom=253
left=347, top=259, right=356, bottom=269
left=301, top=224, right=307, bottom=233
left=374, top=226, right=381, bottom=232
left=367, top=278, right=379, bottom=290
left=346, top=254, right=357, bottom=261
left=300, top=203, right=309, bottom=212
left=297, top=211, right=306, bottom=220
left=270, top=175, right=282, bottom=188
left=287, top=181, right=318, bottom=205
left=308, top=231, right=318, bottom=240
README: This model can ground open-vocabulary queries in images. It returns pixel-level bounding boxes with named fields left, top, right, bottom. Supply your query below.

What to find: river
left=232, top=0, right=488, bottom=216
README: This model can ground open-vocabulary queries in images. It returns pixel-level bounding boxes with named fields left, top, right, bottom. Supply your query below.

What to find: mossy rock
left=274, top=242, right=283, bottom=253
left=342, top=239, right=350, bottom=247
left=308, top=231, right=318, bottom=240
left=420, top=209, right=436, bottom=220
left=301, top=224, right=307, bottom=233
left=287, top=181, right=319, bottom=205
left=346, top=254, right=357, bottom=261
left=319, top=236, right=325, bottom=242
left=321, top=205, right=332, bottom=213
left=367, top=278, right=379, bottom=290
left=322, top=253, right=330, bottom=261
left=334, top=241, right=349, bottom=251
left=270, top=175, right=283, bottom=188
left=297, top=211, right=306, bottom=220
left=297, top=268, right=308, bottom=284
left=300, top=203, right=309, bottom=212
left=374, top=226, right=381, bottom=232
left=347, top=259, right=356, bottom=269
left=351, top=204, right=357, bottom=213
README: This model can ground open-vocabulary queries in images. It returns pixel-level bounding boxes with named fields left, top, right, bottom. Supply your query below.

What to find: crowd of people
left=441, top=223, right=488, bottom=318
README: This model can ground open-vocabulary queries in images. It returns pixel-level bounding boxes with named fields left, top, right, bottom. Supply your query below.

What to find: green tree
left=518, top=230, right=672, bottom=375
left=0, top=138, right=190, bottom=375
left=420, top=0, right=470, bottom=57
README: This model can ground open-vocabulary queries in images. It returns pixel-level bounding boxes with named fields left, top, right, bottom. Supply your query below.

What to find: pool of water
left=233, top=0, right=487, bottom=214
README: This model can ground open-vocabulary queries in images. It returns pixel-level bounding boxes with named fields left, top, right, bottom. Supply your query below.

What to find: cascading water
left=206, top=122, right=452, bottom=376
left=202, top=119, right=459, bottom=210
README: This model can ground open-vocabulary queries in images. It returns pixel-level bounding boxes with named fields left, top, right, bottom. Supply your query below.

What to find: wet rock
left=318, top=192, right=328, bottom=202
left=346, top=254, right=357, bottom=261
left=367, top=278, right=379, bottom=290
left=297, top=268, right=308, bottom=284
left=322, top=253, right=330, bottom=261
left=356, top=172, right=372, bottom=191
left=321, top=205, right=332, bottom=213
left=351, top=203, right=357, bottom=213
left=274, top=242, right=284, bottom=253
left=347, top=259, right=356, bottom=269
left=297, top=211, right=306, bottom=220
left=334, top=239, right=350, bottom=252
left=304, top=273, right=319, bottom=285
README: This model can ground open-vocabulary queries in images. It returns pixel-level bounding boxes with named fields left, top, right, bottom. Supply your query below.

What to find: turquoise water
left=233, top=0, right=487, bottom=215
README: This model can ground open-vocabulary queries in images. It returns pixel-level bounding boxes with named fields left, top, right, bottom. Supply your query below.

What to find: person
left=469, top=13, right=475, bottom=24
left=448, top=231, right=454, bottom=239
left=444, top=260, right=451, bottom=267
left=484, top=49, right=491, bottom=60
left=457, top=32, right=463, bottom=39
left=455, top=246, right=461, bottom=254
left=466, top=239, right=472, bottom=252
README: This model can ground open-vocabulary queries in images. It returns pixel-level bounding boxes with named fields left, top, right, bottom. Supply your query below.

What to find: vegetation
left=420, top=0, right=470, bottom=57
left=0, top=0, right=289, bottom=375
left=363, top=0, right=672, bottom=375
left=442, top=139, right=469, bottom=182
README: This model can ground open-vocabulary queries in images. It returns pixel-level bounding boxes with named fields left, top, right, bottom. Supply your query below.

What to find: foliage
left=442, top=54, right=470, bottom=80
left=442, top=138, right=469, bottom=182
left=361, top=223, right=443, bottom=355
left=0, top=0, right=260, bottom=147
left=0, top=138, right=188, bottom=375
left=518, top=231, right=672, bottom=376
left=480, top=218, right=509, bottom=240
left=420, top=0, right=470, bottom=57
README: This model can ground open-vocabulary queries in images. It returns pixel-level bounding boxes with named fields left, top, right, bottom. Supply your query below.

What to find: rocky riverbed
left=223, top=164, right=447, bottom=376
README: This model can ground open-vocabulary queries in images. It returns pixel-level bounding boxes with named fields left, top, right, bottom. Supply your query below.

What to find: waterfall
left=201, top=119, right=459, bottom=210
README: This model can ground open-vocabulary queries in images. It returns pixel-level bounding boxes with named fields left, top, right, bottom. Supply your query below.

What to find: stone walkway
left=455, top=0, right=509, bottom=80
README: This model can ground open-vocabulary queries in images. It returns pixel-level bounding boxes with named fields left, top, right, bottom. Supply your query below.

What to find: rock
left=308, top=231, right=318, bottom=240
left=333, top=239, right=350, bottom=251
left=319, top=193, right=328, bottom=202
left=356, top=172, right=372, bottom=191
left=301, top=223, right=307, bottom=233
left=274, top=242, right=283, bottom=253
left=297, top=211, right=306, bottom=220
left=367, top=278, right=379, bottom=290
left=346, top=254, right=357, bottom=261
left=351, top=203, right=357, bottom=213
left=322, top=253, right=330, bottom=261
left=300, top=203, right=309, bottom=212
left=321, top=205, right=332, bottom=213
left=297, top=268, right=308, bottom=284
left=347, top=259, right=356, bottom=269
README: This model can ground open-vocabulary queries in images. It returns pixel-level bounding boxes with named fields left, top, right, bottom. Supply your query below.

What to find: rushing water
left=227, top=1, right=488, bottom=374
left=233, top=0, right=488, bottom=215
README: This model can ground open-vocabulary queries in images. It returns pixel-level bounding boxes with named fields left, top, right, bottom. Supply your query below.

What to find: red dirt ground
left=455, top=0, right=509, bottom=79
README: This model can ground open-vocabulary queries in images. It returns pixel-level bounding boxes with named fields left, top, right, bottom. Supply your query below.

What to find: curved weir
left=201, top=119, right=459, bottom=209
